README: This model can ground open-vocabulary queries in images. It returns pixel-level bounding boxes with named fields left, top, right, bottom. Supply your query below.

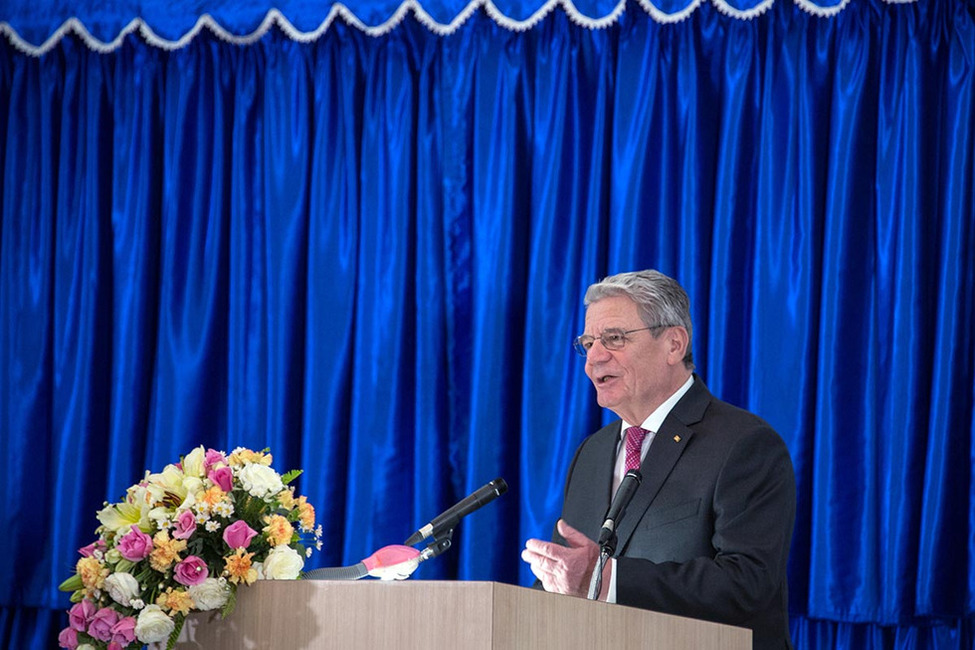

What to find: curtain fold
left=1, top=1, right=973, bottom=648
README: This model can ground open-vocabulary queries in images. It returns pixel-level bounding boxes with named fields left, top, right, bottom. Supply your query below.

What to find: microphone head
left=490, top=478, right=509, bottom=496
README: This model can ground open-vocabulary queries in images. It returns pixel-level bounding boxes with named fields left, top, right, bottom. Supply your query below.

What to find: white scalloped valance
left=1, top=0, right=916, bottom=56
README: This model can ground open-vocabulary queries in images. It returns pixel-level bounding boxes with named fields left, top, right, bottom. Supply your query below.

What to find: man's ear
left=667, top=327, right=690, bottom=365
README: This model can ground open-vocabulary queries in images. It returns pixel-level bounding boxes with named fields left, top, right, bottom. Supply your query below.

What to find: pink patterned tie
left=624, top=426, right=649, bottom=472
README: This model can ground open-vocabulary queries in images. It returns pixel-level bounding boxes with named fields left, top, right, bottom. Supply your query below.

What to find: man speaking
left=521, top=269, right=796, bottom=650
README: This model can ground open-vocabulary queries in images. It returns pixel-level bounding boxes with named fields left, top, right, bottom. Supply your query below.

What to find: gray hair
left=584, top=269, right=695, bottom=370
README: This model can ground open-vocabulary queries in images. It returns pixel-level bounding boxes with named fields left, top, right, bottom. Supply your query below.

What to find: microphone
left=596, top=469, right=642, bottom=553
left=405, top=478, right=508, bottom=546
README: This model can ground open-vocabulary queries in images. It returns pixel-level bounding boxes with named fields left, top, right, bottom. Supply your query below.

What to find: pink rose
left=116, top=528, right=153, bottom=561
left=87, top=607, right=120, bottom=642
left=172, top=510, right=197, bottom=540
left=78, top=540, right=105, bottom=558
left=110, top=616, right=137, bottom=646
left=174, top=555, right=209, bottom=586
left=208, top=466, right=233, bottom=492
left=108, top=643, right=123, bottom=650
left=205, top=448, right=227, bottom=471
left=223, top=520, right=258, bottom=549
left=57, top=627, right=79, bottom=649
left=68, top=599, right=97, bottom=631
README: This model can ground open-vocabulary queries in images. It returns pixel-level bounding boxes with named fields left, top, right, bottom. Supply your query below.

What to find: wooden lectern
left=174, top=580, right=750, bottom=649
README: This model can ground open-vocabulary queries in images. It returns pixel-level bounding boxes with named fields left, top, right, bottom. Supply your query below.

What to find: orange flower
left=224, top=549, right=257, bottom=585
left=76, top=557, right=109, bottom=591
left=228, top=449, right=272, bottom=467
left=157, top=586, right=195, bottom=616
left=296, top=496, right=316, bottom=531
left=198, top=485, right=226, bottom=508
left=263, top=515, right=294, bottom=547
left=149, top=530, right=187, bottom=572
left=278, top=487, right=296, bottom=510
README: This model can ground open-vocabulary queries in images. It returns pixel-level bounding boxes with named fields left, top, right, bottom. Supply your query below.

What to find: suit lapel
left=586, top=422, right=622, bottom=539
left=613, top=377, right=712, bottom=553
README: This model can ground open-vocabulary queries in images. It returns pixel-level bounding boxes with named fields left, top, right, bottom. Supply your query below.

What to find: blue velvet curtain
left=1, top=0, right=974, bottom=648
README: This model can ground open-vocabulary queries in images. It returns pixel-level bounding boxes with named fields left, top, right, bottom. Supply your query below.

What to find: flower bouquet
left=58, top=446, right=322, bottom=650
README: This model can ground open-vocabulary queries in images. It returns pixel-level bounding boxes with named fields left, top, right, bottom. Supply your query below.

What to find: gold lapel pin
left=673, top=435, right=681, bottom=443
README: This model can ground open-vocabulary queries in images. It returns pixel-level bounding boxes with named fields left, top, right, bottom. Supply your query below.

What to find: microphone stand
left=307, top=531, right=455, bottom=581
left=587, top=468, right=641, bottom=600
left=587, top=534, right=617, bottom=600
left=419, top=528, right=454, bottom=562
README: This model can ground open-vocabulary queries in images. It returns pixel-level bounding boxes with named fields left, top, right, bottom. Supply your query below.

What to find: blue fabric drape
left=0, top=0, right=872, bottom=50
left=1, top=1, right=974, bottom=648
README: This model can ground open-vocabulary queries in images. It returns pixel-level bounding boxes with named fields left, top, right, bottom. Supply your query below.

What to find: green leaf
left=135, top=566, right=154, bottom=584
left=115, top=559, right=136, bottom=574
left=280, top=469, right=303, bottom=485
left=166, top=613, right=185, bottom=650
left=59, top=574, right=83, bottom=592
left=221, top=584, right=238, bottom=619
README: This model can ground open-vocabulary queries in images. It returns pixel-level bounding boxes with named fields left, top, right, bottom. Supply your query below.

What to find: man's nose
left=586, top=339, right=612, bottom=362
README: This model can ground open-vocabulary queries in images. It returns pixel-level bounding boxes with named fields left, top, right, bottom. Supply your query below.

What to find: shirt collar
left=621, top=374, right=695, bottom=437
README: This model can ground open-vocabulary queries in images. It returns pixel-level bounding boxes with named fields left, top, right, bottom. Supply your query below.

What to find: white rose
left=104, top=571, right=140, bottom=606
left=261, top=545, right=303, bottom=580
left=238, top=464, right=283, bottom=499
left=135, top=604, right=176, bottom=644
left=188, top=578, right=231, bottom=611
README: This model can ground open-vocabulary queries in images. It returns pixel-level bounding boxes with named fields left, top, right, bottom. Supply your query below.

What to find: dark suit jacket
left=553, top=377, right=795, bottom=650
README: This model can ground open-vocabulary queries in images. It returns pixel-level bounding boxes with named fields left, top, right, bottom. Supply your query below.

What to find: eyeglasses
left=572, top=325, right=669, bottom=357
